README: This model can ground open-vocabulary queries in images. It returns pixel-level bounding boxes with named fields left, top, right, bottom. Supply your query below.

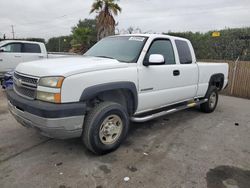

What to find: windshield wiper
left=96, top=55, right=115, bottom=59
left=92, top=55, right=129, bottom=63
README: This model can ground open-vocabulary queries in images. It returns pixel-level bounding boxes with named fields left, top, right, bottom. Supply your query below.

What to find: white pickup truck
left=0, top=40, right=73, bottom=79
left=7, top=34, right=228, bottom=154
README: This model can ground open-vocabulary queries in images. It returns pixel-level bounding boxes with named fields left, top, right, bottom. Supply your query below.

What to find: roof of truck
left=115, top=34, right=189, bottom=41
left=0, top=40, right=44, bottom=47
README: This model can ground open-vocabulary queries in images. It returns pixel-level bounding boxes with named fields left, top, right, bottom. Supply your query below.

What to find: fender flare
left=206, top=73, right=225, bottom=94
left=80, top=82, right=138, bottom=113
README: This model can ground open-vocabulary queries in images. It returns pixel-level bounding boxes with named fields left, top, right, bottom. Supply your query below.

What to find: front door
left=137, top=38, right=198, bottom=112
left=0, top=42, right=23, bottom=74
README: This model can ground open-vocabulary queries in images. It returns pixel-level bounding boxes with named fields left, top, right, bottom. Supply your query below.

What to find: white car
left=7, top=34, right=228, bottom=154
left=0, top=40, right=74, bottom=79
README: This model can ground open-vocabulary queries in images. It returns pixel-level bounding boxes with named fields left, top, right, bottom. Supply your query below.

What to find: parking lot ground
left=0, top=89, right=250, bottom=188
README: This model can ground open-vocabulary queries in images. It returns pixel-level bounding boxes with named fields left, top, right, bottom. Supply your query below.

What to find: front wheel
left=82, top=102, right=129, bottom=155
left=200, top=86, right=218, bottom=113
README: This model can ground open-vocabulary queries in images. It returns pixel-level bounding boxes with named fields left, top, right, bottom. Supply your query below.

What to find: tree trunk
left=97, top=12, right=115, bottom=41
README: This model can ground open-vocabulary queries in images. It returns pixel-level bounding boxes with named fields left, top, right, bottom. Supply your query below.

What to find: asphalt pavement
left=0, top=89, right=250, bottom=188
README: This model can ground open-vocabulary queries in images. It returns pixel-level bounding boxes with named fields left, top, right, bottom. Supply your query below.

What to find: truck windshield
left=84, top=36, right=147, bottom=63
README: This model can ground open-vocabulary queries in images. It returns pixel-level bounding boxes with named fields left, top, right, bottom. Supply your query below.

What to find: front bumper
left=7, top=89, right=86, bottom=139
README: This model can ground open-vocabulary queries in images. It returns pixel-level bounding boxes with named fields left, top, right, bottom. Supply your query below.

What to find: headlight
left=38, top=76, right=64, bottom=88
left=37, top=76, right=64, bottom=103
left=36, top=91, right=61, bottom=103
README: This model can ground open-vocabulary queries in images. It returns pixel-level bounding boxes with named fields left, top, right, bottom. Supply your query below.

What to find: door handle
left=14, top=55, right=21, bottom=58
left=173, top=70, right=180, bottom=76
left=38, top=55, right=44, bottom=58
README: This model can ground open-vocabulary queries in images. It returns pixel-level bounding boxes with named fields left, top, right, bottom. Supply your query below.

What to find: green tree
left=71, top=19, right=97, bottom=53
left=26, top=38, right=46, bottom=44
left=90, top=0, right=121, bottom=40
left=166, top=27, right=250, bottom=61
left=46, top=36, right=72, bottom=52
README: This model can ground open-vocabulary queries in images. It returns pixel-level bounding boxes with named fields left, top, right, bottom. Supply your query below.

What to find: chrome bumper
left=8, top=101, right=84, bottom=139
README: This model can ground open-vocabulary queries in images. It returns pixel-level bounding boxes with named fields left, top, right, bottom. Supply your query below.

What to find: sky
left=0, top=0, right=250, bottom=40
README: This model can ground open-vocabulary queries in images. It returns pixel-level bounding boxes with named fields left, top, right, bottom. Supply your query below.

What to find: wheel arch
left=80, top=82, right=138, bottom=115
left=208, top=73, right=225, bottom=91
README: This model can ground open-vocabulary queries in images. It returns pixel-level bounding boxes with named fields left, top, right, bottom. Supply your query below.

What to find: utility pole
left=11, top=25, right=15, bottom=39
left=58, top=38, right=61, bottom=52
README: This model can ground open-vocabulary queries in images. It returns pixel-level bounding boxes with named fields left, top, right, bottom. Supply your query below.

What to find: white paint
left=148, top=54, right=165, bottom=64
left=13, top=34, right=229, bottom=115
left=0, top=40, right=74, bottom=76
left=0, top=40, right=47, bottom=74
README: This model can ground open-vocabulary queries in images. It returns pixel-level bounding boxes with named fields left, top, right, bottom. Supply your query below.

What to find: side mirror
left=0, top=48, right=4, bottom=52
left=144, top=54, right=165, bottom=66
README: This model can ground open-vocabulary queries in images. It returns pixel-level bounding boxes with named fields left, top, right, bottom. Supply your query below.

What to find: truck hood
left=15, top=56, right=128, bottom=77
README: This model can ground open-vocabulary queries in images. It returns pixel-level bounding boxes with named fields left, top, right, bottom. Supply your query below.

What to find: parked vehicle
left=1, top=70, right=14, bottom=89
left=7, top=34, right=229, bottom=154
left=0, top=40, right=75, bottom=79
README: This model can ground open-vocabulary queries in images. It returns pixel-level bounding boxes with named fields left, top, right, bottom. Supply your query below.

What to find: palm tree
left=90, top=0, right=121, bottom=40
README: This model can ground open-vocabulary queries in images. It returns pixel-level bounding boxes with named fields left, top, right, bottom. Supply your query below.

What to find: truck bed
left=196, top=62, right=229, bottom=97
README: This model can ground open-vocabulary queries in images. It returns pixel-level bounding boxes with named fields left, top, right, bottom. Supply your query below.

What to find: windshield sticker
left=129, top=37, right=145, bottom=42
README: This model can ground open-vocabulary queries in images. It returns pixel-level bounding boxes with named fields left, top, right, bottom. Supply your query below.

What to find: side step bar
left=131, top=99, right=208, bottom=123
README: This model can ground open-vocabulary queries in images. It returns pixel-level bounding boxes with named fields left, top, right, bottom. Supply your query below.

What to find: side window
left=0, top=43, right=22, bottom=53
left=175, top=40, right=192, bottom=64
left=144, top=39, right=176, bottom=65
left=23, top=43, right=41, bottom=53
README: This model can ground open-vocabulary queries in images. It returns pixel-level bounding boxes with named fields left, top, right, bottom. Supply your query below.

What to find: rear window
left=23, top=43, right=41, bottom=53
left=175, top=40, right=192, bottom=64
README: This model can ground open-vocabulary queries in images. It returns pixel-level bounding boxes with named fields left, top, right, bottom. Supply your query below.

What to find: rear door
left=173, top=39, right=199, bottom=99
left=137, top=38, right=198, bottom=112
left=0, top=42, right=23, bottom=73
left=21, top=43, right=45, bottom=62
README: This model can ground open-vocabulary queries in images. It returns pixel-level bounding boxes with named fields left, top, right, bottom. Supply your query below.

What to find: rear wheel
left=82, top=102, right=129, bottom=155
left=200, top=86, right=218, bottom=113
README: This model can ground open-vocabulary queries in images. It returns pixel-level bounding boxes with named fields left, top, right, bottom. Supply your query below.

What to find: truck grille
left=13, top=72, right=39, bottom=100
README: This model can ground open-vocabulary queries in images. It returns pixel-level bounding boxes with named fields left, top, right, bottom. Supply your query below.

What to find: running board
left=131, top=99, right=208, bottom=123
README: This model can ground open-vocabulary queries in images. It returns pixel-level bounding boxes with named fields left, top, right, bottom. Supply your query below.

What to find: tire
left=200, top=86, right=219, bottom=113
left=82, top=101, right=129, bottom=155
